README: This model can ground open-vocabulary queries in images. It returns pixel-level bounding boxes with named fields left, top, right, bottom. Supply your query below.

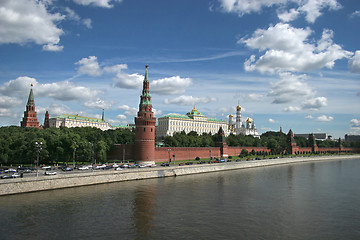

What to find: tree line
left=0, top=126, right=134, bottom=165
left=1, top=126, right=357, bottom=165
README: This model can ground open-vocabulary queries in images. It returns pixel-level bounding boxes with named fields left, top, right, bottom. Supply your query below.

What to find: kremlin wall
left=20, top=66, right=360, bottom=164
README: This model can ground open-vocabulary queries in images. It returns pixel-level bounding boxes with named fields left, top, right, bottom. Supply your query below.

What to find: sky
left=0, top=0, right=359, bottom=138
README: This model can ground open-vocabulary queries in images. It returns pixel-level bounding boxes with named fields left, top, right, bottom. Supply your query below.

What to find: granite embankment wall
left=1, top=155, right=359, bottom=196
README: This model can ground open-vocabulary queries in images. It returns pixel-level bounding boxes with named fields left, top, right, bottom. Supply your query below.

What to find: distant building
left=48, top=111, right=112, bottom=131
left=20, top=85, right=40, bottom=128
left=295, top=133, right=329, bottom=141
left=156, top=107, right=229, bottom=138
left=228, top=103, right=260, bottom=138
left=345, top=134, right=360, bottom=142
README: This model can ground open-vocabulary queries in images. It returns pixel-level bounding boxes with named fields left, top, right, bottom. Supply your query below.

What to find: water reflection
left=0, top=158, right=359, bottom=240
left=132, top=184, right=156, bottom=239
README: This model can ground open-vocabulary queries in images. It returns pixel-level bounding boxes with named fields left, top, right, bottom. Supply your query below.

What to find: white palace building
left=155, top=104, right=260, bottom=138
left=156, top=107, right=229, bottom=138
left=45, top=110, right=112, bottom=131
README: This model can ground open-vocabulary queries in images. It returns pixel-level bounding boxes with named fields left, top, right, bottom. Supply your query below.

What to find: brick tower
left=21, top=85, right=39, bottom=128
left=217, top=127, right=228, bottom=158
left=134, top=65, right=156, bottom=164
left=286, top=129, right=299, bottom=155
left=43, top=110, right=50, bottom=129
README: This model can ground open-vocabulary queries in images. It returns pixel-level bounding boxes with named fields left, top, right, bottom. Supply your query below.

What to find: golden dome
left=229, top=114, right=234, bottom=117
left=236, top=105, right=241, bottom=111
left=246, top=117, right=252, bottom=124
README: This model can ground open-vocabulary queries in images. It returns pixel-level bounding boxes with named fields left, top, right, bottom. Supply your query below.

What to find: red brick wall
left=107, top=144, right=360, bottom=162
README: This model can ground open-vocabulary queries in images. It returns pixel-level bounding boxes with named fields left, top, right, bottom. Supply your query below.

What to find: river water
left=1, top=158, right=360, bottom=240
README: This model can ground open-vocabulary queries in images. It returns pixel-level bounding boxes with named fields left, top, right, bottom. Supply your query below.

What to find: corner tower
left=21, top=85, right=39, bottom=128
left=134, top=65, right=156, bottom=164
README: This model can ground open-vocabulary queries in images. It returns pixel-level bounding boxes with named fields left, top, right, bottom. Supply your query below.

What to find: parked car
left=161, top=163, right=170, bottom=167
left=62, top=167, right=73, bottom=171
left=178, top=163, right=185, bottom=166
left=44, top=171, right=57, bottom=175
left=41, top=166, right=52, bottom=170
left=11, top=173, right=21, bottom=178
left=1, top=175, right=13, bottom=179
left=185, top=162, right=193, bottom=165
left=197, top=161, right=205, bottom=164
left=78, top=166, right=89, bottom=170
left=5, top=168, right=16, bottom=173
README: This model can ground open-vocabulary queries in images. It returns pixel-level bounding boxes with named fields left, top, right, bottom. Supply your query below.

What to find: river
left=1, top=158, right=359, bottom=240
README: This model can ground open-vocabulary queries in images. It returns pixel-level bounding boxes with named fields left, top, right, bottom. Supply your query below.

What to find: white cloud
left=65, top=7, right=92, bottom=29
left=104, top=64, right=128, bottom=73
left=42, top=43, right=64, bottom=52
left=217, top=0, right=287, bottom=16
left=283, top=106, right=301, bottom=112
left=216, top=0, right=341, bottom=23
left=316, top=115, right=333, bottom=121
left=268, top=72, right=313, bottom=104
left=117, top=105, right=137, bottom=117
left=37, top=103, right=72, bottom=117
left=241, top=23, right=352, bottom=74
left=350, top=119, right=360, bottom=127
left=73, top=0, right=122, bottom=8
left=116, top=114, right=127, bottom=120
left=349, top=119, right=360, bottom=134
left=83, top=98, right=113, bottom=110
left=350, top=10, right=360, bottom=18
left=348, top=51, right=360, bottom=73
left=75, top=56, right=103, bottom=77
left=301, top=97, right=327, bottom=110
left=277, top=8, right=299, bottom=22
left=0, top=76, right=102, bottom=102
left=242, top=93, right=264, bottom=101
left=164, top=95, right=217, bottom=106
left=152, top=76, right=192, bottom=95
left=113, top=72, right=143, bottom=89
left=0, top=96, right=21, bottom=108
left=299, top=0, right=341, bottom=23
left=0, top=108, right=15, bottom=117
left=268, top=118, right=277, bottom=123
left=152, top=108, right=163, bottom=117
left=305, top=115, right=313, bottom=119
left=0, top=0, right=64, bottom=47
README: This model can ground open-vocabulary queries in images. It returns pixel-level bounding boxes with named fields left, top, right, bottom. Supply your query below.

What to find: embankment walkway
left=1, top=155, right=359, bottom=196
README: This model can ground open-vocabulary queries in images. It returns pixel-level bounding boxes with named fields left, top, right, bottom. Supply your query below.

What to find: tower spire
left=134, top=65, right=156, bottom=164
left=102, top=109, right=105, bottom=121
left=21, top=84, right=39, bottom=128
left=27, top=84, right=35, bottom=107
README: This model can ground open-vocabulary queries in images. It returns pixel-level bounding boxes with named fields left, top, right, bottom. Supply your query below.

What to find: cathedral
left=228, top=103, right=260, bottom=138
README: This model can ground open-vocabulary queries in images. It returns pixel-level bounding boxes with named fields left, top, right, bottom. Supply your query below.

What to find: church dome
left=246, top=117, right=252, bottom=124
left=229, top=114, right=234, bottom=117
left=236, top=105, right=241, bottom=111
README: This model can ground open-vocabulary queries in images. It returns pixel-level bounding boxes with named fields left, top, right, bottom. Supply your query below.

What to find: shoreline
left=1, top=154, right=359, bottom=196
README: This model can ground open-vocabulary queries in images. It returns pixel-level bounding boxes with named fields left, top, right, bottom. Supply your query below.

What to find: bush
left=195, top=156, right=200, bottom=160
left=228, top=156, right=233, bottom=159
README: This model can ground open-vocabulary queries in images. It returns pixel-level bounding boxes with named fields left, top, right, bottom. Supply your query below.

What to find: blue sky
left=0, top=0, right=359, bottom=138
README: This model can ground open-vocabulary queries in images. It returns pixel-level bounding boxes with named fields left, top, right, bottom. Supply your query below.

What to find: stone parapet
left=1, top=155, right=359, bottom=196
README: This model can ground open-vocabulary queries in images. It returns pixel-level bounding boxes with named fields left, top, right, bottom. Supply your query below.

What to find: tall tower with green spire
left=21, top=84, right=39, bottom=128
left=134, top=65, right=156, bottom=164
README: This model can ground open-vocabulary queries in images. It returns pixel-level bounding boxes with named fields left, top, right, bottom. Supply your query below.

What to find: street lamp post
left=168, top=149, right=171, bottom=164
left=89, top=142, right=94, bottom=171
left=209, top=148, right=212, bottom=163
left=35, top=141, right=42, bottom=177
left=73, top=142, right=77, bottom=168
